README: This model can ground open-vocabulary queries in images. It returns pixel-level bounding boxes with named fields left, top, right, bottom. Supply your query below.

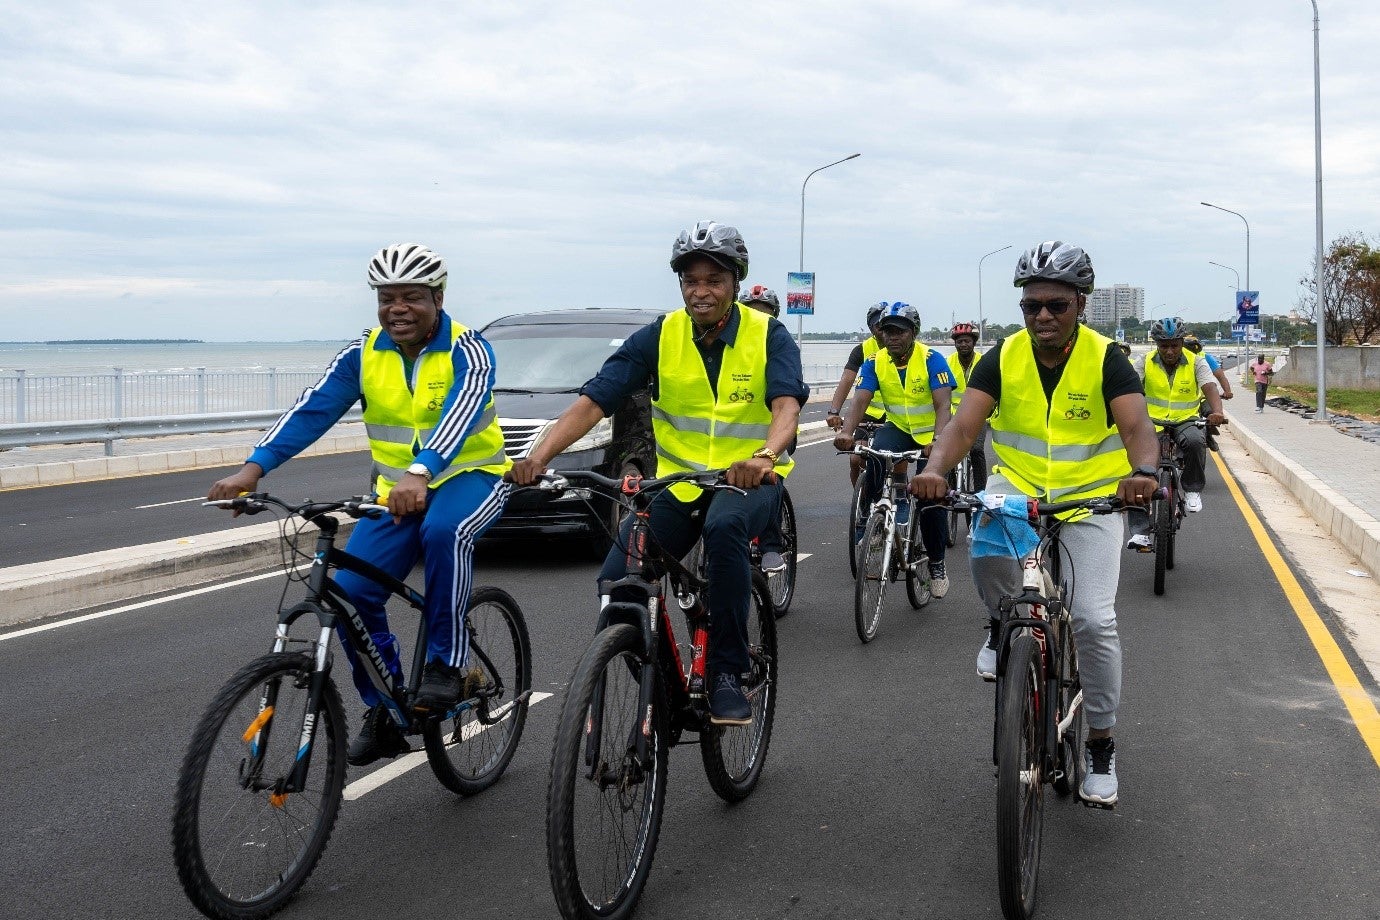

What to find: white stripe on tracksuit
left=426, top=332, right=495, bottom=460
left=446, top=478, right=513, bottom=667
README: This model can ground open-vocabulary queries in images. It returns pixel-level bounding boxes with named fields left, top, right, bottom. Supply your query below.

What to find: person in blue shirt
left=832, top=302, right=955, bottom=597
left=208, top=243, right=512, bottom=767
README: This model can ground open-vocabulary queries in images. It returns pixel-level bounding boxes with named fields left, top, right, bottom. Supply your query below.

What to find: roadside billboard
left=1235, top=291, right=1260, bottom=325
left=786, top=272, right=815, bottom=316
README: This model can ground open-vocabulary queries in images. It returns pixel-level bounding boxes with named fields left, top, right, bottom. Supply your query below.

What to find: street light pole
left=977, top=245, right=1012, bottom=346
left=1311, top=0, right=1328, bottom=419
left=1207, top=260, right=1240, bottom=291
left=798, top=153, right=861, bottom=347
left=1202, top=201, right=1252, bottom=379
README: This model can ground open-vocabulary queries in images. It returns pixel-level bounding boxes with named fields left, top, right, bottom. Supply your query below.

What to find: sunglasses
left=1019, top=298, right=1077, bottom=317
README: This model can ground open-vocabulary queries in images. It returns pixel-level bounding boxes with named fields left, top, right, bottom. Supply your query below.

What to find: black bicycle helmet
left=1012, top=241, right=1095, bottom=294
left=876, top=302, right=920, bottom=332
left=865, top=302, right=888, bottom=328
left=670, top=220, right=750, bottom=281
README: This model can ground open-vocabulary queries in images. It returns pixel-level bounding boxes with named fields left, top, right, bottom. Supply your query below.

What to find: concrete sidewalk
left=1224, top=398, right=1380, bottom=581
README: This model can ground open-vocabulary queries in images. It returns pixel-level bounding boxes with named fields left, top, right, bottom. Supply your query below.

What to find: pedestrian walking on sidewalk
left=1252, top=354, right=1275, bottom=413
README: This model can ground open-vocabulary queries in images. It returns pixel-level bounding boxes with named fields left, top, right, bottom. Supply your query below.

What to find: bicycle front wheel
left=702, top=572, right=778, bottom=802
left=173, top=652, right=346, bottom=920
left=767, top=488, right=798, bottom=618
left=854, top=509, right=890, bottom=643
left=1153, top=495, right=1171, bottom=596
left=847, top=477, right=868, bottom=578
left=424, top=586, right=532, bottom=795
left=548, top=624, right=668, bottom=920
left=996, top=635, right=1045, bottom=920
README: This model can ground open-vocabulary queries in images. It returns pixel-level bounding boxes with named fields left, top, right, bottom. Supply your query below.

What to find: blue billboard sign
left=1235, top=290, right=1260, bottom=325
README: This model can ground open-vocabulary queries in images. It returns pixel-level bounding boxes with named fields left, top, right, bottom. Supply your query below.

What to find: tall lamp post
left=1207, top=260, right=1239, bottom=291
left=977, top=245, right=1013, bottom=346
left=798, top=153, right=861, bottom=346
left=1311, top=0, right=1328, bottom=419
left=1202, top=201, right=1252, bottom=377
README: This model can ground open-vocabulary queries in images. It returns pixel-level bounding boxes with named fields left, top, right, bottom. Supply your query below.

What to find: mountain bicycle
left=539, top=469, right=777, bottom=920
left=1145, top=419, right=1206, bottom=596
left=852, top=444, right=932, bottom=643
left=683, top=485, right=796, bottom=618
left=945, top=490, right=1126, bottom=920
left=847, top=418, right=885, bottom=577
left=173, top=494, right=531, bottom=920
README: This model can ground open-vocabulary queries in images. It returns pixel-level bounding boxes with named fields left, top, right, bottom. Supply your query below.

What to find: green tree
left=1297, top=232, right=1380, bottom=345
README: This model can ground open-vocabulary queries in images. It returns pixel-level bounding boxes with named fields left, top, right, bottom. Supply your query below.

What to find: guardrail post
left=269, top=367, right=278, bottom=409
left=196, top=367, right=207, bottom=414
left=113, top=367, right=124, bottom=418
left=15, top=369, right=25, bottom=423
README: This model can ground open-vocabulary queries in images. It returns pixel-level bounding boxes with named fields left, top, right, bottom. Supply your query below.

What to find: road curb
left=1225, top=422, right=1380, bottom=581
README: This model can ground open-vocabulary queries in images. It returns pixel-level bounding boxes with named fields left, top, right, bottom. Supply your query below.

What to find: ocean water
left=0, top=341, right=354, bottom=375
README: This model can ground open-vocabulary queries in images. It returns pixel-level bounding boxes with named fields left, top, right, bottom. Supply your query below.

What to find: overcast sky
left=2, top=1, right=1376, bottom=342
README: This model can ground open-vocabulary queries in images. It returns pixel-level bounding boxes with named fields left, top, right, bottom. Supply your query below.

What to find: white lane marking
left=343, top=692, right=555, bottom=800
left=796, top=552, right=813, bottom=562
left=134, top=497, right=207, bottom=509
left=0, top=569, right=293, bottom=643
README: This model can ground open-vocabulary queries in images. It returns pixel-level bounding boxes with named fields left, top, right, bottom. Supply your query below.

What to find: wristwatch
left=406, top=462, right=434, bottom=482
left=826, top=409, right=841, bottom=416
left=1131, top=465, right=1158, bottom=480
left=751, top=447, right=780, bottom=465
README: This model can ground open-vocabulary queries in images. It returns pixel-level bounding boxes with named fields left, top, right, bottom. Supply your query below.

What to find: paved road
left=2, top=436, right=1377, bottom=919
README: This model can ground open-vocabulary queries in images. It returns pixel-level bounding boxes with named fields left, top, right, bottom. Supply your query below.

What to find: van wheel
left=591, top=461, right=639, bottom=560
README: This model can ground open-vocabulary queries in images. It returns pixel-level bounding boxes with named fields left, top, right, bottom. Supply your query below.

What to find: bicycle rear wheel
left=702, top=572, right=778, bottom=802
left=173, top=652, right=346, bottom=920
left=424, top=587, right=532, bottom=795
left=1153, top=495, right=1171, bottom=596
left=854, top=509, right=890, bottom=643
left=996, top=635, right=1045, bottom=920
left=847, top=477, right=868, bottom=578
left=767, top=488, right=797, bottom=618
left=548, top=624, right=668, bottom=920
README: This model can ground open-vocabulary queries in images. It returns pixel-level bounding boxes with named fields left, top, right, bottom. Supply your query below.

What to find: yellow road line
left=1212, top=450, right=1380, bottom=769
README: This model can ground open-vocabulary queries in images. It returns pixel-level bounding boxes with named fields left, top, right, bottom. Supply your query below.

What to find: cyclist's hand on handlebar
left=1116, top=474, right=1158, bottom=507
left=507, top=458, right=549, bottom=486
left=833, top=433, right=855, bottom=452
left=1206, top=411, right=1226, bottom=426
left=386, top=475, right=429, bottom=521
left=825, top=413, right=844, bottom=431
left=208, top=466, right=262, bottom=516
left=908, top=470, right=949, bottom=501
left=726, top=456, right=775, bottom=489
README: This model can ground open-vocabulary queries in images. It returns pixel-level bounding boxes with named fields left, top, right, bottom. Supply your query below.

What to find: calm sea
left=0, top=339, right=953, bottom=376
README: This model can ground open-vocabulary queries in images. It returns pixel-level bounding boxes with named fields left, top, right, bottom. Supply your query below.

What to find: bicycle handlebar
left=203, top=493, right=389, bottom=520
left=942, top=490, right=1126, bottom=521
left=522, top=467, right=777, bottom=507
left=849, top=444, right=927, bottom=463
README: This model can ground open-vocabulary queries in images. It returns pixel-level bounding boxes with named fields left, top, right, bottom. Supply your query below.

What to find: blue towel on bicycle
left=970, top=492, right=1039, bottom=560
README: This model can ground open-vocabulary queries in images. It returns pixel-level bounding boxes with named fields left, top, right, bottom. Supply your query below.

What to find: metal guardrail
left=0, top=409, right=363, bottom=457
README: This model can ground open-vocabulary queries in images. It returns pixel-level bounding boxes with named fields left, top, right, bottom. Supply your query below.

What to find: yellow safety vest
left=1143, top=353, right=1203, bottom=424
left=361, top=320, right=511, bottom=501
left=990, top=328, right=1130, bottom=515
left=653, top=306, right=795, bottom=501
left=854, top=337, right=886, bottom=420
left=872, top=344, right=946, bottom=445
left=947, top=349, right=981, bottom=410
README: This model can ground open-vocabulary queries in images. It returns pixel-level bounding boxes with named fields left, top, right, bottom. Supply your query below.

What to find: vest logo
left=727, top=386, right=756, bottom=403
left=1063, top=391, right=1092, bottom=420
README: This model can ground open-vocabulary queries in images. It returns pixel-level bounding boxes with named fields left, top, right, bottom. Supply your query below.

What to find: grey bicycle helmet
left=740, top=284, right=781, bottom=316
left=876, top=301, right=920, bottom=332
left=1149, top=316, right=1187, bottom=341
left=670, top=220, right=750, bottom=281
left=865, top=302, right=888, bottom=328
left=1012, top=241, right=1095, bottom=294
left=367, top=243, right=448, bottom=290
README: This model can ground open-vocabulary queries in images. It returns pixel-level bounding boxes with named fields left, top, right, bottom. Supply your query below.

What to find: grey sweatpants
left=970, top=472, right=1123, bottom=730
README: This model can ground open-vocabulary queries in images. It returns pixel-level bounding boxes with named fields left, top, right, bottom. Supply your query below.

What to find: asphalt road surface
left=2, top=432, right=1377, bottom=919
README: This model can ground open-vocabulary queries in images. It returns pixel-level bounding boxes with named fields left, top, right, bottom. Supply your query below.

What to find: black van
left=482, top=308, right=663, bottom=551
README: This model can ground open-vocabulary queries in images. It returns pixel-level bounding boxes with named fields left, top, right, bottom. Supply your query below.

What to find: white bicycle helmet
left=367, top=243, right=448, bottom=291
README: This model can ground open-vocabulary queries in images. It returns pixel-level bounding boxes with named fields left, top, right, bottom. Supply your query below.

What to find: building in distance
left=1088, top=284, right=1145, bottom=326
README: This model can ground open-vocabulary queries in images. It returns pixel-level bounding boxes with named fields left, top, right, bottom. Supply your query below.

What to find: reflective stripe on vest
left=653, top=306, right=796, bottom=501
left=947, top=350, right=979, bottom=409
left=1143, top=353, right=1203, bottom=423
left=360, top=322, right=511, bottom=501
left=989, top=327, right=1129, bottom=516
left=873, top=344, right=939, bottom=444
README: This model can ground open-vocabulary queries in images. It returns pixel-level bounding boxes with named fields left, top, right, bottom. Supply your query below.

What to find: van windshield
left=484, top=325, right=634, bottom=393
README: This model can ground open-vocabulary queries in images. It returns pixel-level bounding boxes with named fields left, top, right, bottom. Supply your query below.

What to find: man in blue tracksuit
left=209, top=243, right=512, bottom=766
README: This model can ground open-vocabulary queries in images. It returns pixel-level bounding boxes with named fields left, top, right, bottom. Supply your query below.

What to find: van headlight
left=532, top=416, right=613, bottom=455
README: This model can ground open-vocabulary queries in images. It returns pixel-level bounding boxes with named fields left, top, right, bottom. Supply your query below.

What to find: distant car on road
left=481, top=308, right=662, bottom=553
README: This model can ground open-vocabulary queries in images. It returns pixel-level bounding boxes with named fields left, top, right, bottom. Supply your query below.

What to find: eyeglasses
left=1019, top=298, right=1076, bottom=317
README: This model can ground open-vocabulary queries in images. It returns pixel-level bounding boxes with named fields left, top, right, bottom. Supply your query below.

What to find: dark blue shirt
left=579, top=304, right=809, bottom=414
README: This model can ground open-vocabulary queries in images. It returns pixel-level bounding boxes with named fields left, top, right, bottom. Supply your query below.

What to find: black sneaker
left=346, top=704, right=410, bottom=767
left=709, top=672, right=752, bottom=726
left=414, top=660, right=463, bottom=711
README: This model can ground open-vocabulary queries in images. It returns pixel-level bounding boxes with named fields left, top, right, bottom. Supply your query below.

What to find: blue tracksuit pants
left=333, top=470, right=510, bottom=707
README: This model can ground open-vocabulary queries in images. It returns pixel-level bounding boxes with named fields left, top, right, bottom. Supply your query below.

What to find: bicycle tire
left=173, top=652, right=346, bottom=920
left=768, top=488, right=798, bottom=618
left=1166, top=504, right=1177, bottom=571
left=854, top=509, right=890, bottom=643
left=904, top=512, right=930, bottom=610
left=996, top=635, right=1045, bottom=920
left=424, top=587, right=532, bottom=795
left=1153, top=495, right=1171, bottom=596
left=847, top=477, right=869, bottom=578
left=702, top=571, right=778, bottom=802
left=547, top=624, right=668, bottom=920
left=1052, top=627, right=1085, bottom=797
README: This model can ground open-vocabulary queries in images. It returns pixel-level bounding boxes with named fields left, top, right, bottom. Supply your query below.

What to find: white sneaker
left=976, top=641, right=997, bottom=681
left=1126, top=533, right=1153, bottom=552
left=1185, top=492, right=1203, bottom=513
left=929, top=562, right=949, bottom=599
